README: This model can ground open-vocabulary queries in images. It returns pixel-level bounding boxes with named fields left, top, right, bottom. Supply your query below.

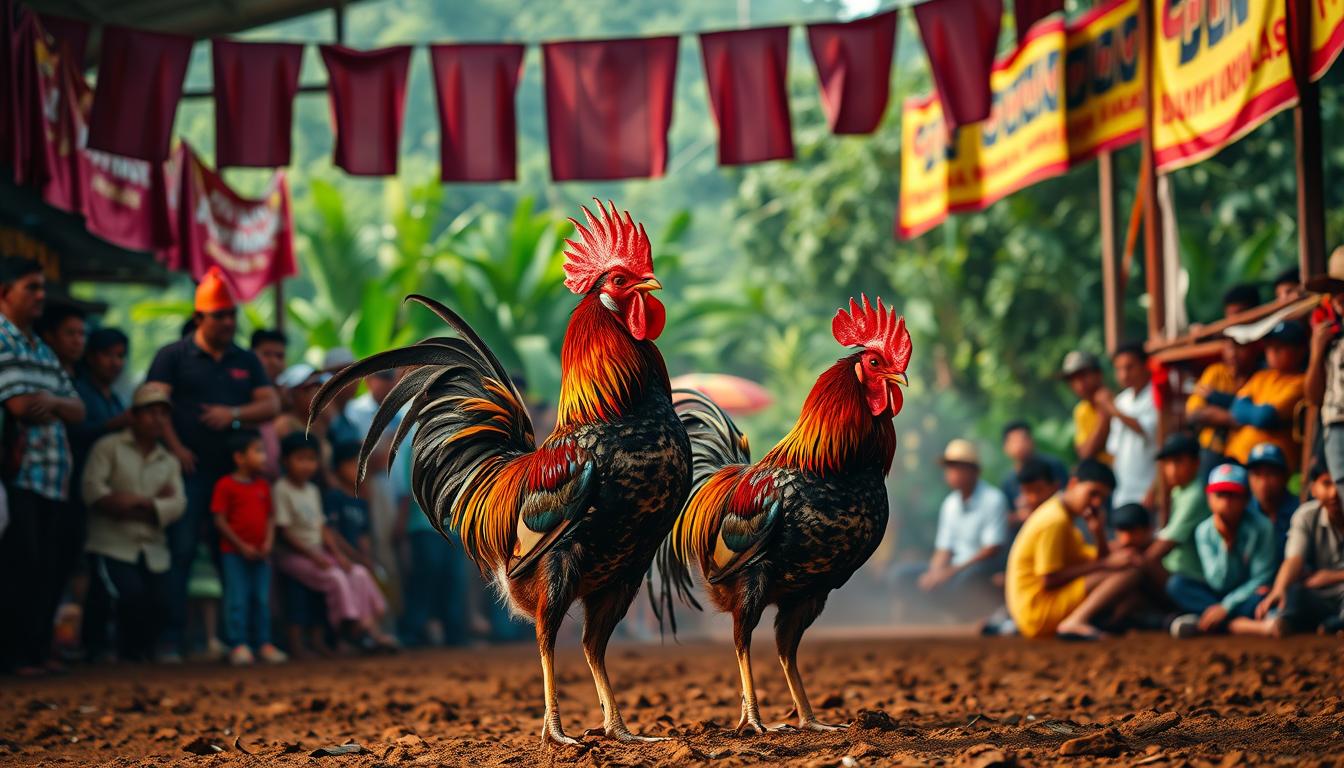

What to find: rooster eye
left=612, top=275, right=626, bottom=287
left=868, top=358, right=878, bottom=367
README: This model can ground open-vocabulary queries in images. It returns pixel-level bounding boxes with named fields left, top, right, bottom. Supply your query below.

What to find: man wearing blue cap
left=1247, top=442, right=1297, bottom=558
left=1169, top=464, right=1278, bottom=638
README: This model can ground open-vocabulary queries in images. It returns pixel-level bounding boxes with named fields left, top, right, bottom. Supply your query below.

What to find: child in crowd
left=1254, top=464, right=1344, bottom=635
left=1246, top=442, right=1298, bottom=558
left=1145, top=433, right=1207, bottom=587
left=211, top=431, right=286, bottom=666
left=1110, top=504, right=1153, bottom=554
left=324, top=442, right=378, bottom=574
left=273, top=433, right=396, bottom=652
left=1168, top=464, right=1277, bottom=638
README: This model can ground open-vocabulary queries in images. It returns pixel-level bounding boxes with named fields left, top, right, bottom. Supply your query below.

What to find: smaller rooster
left=659, top=295, right=911, bottom=733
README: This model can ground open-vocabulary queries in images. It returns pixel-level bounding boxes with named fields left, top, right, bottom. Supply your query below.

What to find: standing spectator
left=1221, top=284, right=1261, bottom=318
left=1217, top=321, right=1307, bottom=464
left=1145, top=433, right=1207, bottom=586
left=1004, top=460, right=1142, bottom=639
left=1186, top=336, right=1261, bottom=479
left=275, top=364, right=334, bottom=474
left=70, top=328, right=130, bottom=478
left=1167, top=464, right=1276, bottom=638
left=211, top=431, right=286, bottom=666
left=0, top=256, right=87, bottom=675
left=37, top=303, right=86, bottom=376
left=250, top=329, right=287, bottom=479
left=999, top=421, right=1068, bottom=521
left=1246, top=443, right=1297, bottom=557
left=1061, top=351, right=1112, bottom=465
left=146, top=267, right=279, bottom=660
left=1306, top=251, right=1344, bottom=482
left=910, top=440, right=1008, bottom=614
left=1102, top=343, right=1159, bottom=507
left=1254, top=463, right=1344, bottom=635
left=272, top=433, right=396, bottom=651
left=81, top=383, right=184, bottom=662
left=1273, top=267, right=1303, bottom=302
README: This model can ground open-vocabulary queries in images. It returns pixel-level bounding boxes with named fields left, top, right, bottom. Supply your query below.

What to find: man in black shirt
left=145, top=268, right=279, bottom=660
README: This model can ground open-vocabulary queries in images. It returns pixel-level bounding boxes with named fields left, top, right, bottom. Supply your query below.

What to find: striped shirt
left=0, top=314, right=75, bottom=501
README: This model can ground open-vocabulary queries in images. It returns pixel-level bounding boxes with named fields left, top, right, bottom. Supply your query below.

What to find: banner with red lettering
left=1310, top=0, right=1344, bottom=80
left=170, top=145, right=294, bottom=301
left=1152, top=0, right=1299, bottom=172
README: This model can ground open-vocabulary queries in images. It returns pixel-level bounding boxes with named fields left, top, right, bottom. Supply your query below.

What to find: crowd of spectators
left=902, top=260, right=1344, bottom=640
left=0, top=259, right=524, bottom=676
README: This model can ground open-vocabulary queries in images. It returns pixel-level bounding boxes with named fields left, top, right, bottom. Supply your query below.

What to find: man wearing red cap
left=145, top=268, right=280, bottom=661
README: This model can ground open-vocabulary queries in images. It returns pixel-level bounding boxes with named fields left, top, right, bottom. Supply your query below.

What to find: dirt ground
left=3, top=633, right=1343, bottom=767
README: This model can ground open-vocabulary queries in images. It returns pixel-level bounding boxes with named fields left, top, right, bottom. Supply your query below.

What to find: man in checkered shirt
left=0, top=256, right=87, bottom=676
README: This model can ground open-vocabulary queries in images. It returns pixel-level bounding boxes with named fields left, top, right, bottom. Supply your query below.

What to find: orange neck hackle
left=555, top=292, right=670, bottom=428
left=760, top=355, right=897, bottom=476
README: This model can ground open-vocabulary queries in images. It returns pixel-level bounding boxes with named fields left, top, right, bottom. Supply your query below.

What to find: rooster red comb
left=832, top=294, right=912, bottom=369
left=563, top=199, right=654, bottom=295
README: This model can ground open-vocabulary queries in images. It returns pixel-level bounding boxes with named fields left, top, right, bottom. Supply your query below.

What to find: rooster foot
left=604, top=726, right=667, bottom=743
left=541, top=720, right=583, bottom=748
left=735, top=709, right=766, bottom=734
left=798, top=719, right=848, bottom=732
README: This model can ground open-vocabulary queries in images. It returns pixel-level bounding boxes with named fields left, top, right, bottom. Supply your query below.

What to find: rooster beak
left=887, top=372, right=909, bottom=387
left=634, top=277, right=662, bottom=292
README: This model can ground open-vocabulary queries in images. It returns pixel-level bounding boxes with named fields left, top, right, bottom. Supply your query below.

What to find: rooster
left=315, top=201, right=690, bottom=746
left=658, top=295, right=910, bottom=733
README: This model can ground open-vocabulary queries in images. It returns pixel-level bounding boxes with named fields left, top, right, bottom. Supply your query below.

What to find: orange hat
left=194, top=267, right=236, bottom=313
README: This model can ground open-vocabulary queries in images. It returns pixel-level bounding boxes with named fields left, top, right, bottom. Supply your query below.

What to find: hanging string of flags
left=3, top=0, right=1344, bottom=296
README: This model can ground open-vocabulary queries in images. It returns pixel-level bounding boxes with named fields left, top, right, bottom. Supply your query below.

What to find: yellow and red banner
left=1152, top=0, right=1299, bottom=172
left=1309, top=0, right=1344, bottom=80
left=1065, top=0, right=1144, bottom=163
left=898, top=18, right=1068, bottom=239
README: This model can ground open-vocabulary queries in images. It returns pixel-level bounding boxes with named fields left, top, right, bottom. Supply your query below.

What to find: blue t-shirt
left=323, top=487, right=370, bottom=545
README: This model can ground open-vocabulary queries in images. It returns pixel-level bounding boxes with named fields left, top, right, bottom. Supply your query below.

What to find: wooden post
left=1099, top=151, right=1122, bottom=354
left=1138, top=0, right=1165, bottom=343
left=1293, top=0, right=1327, bottom=282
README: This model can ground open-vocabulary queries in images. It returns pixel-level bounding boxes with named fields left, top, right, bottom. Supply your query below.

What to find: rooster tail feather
left=651, top=391, right=752, bottom=637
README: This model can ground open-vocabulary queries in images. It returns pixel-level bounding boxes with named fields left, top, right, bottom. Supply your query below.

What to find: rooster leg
left=731, top=588, right=767, bottom=735
left=775, top=594, right=846, bottom=731
left=535, top=556, right=581, bottom=748
left=581, top=582, right=664, bottom=743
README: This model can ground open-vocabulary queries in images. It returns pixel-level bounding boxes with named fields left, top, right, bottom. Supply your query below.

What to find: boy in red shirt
left=212, top=431, right=286, bottom=666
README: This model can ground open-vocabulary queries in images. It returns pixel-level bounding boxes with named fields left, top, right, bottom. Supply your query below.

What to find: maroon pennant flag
left=542, top=36, right=678, bottom=181
left=38, top=13, right=88, bottom=66
left=806, top=10, right=898, bottom=135
left=5, top=4, right=45, bottom=186
left=212, top=40, right=304, bottom=168
left=1012, top=0, right=1063, bottom=43
left=430, top=43, right=524, bottom=182
left=87, top=25, right=192, bottom=162
left=699, top=26, right=793, bottom=165
left=914, top=0, right=1002, bottom=129
left=319, top=44, right=413, bottom=176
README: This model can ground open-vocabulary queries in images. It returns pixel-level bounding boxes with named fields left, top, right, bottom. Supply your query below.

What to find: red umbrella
left=670, top=373, right=773, bottom=415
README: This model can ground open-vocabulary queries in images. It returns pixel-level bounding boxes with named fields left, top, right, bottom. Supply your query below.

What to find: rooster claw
left=768, top=723, right=799, bottom=733
left=541, top=722, right=584, bottom=749
left=799, top=720, right=849, bottom=732
left=605, top=728, right=667, bottom=743
left=735, top=719, right=767, bottom=735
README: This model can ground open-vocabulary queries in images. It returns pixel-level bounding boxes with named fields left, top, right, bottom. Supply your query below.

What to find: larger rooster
left=659, top=295, right=910, bottom=733
left=315, top=201, right=690, bottom=746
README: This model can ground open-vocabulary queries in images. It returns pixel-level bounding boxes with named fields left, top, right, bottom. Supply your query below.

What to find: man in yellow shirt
left=1061, top=351, right=1112, bottom=466
left=1204, top=321, right=1307, bottom=464
left=1005, top=460, right=1143, bottom=640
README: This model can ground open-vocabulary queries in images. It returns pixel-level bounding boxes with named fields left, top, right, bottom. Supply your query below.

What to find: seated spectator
left=1306, top=253, right=1344, bottom=482
left=1218, top=320, right=1307, bottom=465
left=1246, top=443, right=1297, bottom=557
left=211, top=431, right=286, bottom=666
left=1014, top=458, right=1063, bottom=527
left=1061, top=351, right=1112, bottom=465
left=1168, top=464, right=1277, bottom=638
left=1111, top=504, right=1154, bottom=553
left=1187, top=337, right=1261, bottom=479
left=1101, top=343, right=1158, bottom=507
left=1221, top=283, right=1261, bottom=318
left=1254, top=463, right=1344, bottom=635
left=1004, top=460, right=1142, bottom=640
left=1145, top=433, right=1207, bottom=587
left=909, top=440, right=1008, bottom=614
left=81, top=383, right=185, bottom=662
left=999, top=421, right=1067, bottom=522
left=1273, top=266, right=1302, bottom=302
left=272, top=433, right=396, bottom=652
left=324, top=441, right=377, bottom=574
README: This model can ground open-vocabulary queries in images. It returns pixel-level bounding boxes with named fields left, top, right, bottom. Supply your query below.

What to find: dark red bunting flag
left=319, top=44, right=413, bottom=176
left=914, top=0, right=1002, bottom=129
left=430, top=43, right=524, bottom=182
left=806, top=10, right=898, bottom=135
left=542, top=36, right=678, bottom=181
left=87, top=26, right=192, bottom=162
left=1012, top=0, right=1063, bottom=44
left=38, top=13, right=87, bottom=66
left=6, top=4, right=44, bottom=185
left=699, top=26, right=794, bottom=165
left=212, top=40, right=304, bottom=168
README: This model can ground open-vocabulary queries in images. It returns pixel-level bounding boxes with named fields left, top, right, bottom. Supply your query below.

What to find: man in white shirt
left=1103, top=343, right=1159, bottom=508
left=896, top=439, right=1009, bottom=618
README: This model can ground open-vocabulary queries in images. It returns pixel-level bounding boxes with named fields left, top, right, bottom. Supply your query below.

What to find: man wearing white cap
left=902, top=439, right=1009, bottom=616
